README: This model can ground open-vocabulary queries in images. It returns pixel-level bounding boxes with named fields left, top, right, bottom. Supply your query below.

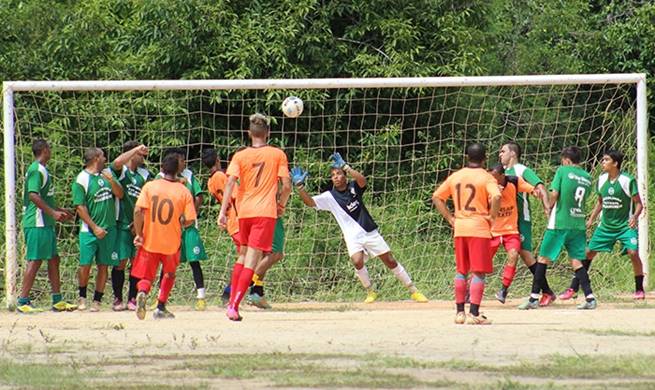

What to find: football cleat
left=226, top=306, right=242, bottom=321
left=634, top=290, right=646, bottom=300
left=52, top=301, right=77, bottom=312
left=77, top=297, right=88, bottom=311
left=539, top=292, right=556, bottom=307
left=127, top=299, right=137, bottom=311
left=577, top=298, right=597, bottom=310
left=558, top=288, right=577, bottom=301
left=517, top=298, right=539, bottom=310
left=136, top=292, right=147, bottom=320
left=465, top=313, right=492, bottom=325
left=89, top=300, right=101, bottom=312
left=248, top=293, right=272, bottom=309
left=153, top=308, right=175, bottom=319
left=17, top=304, right=43, bottom=314
left=411, top=291, right=429, bottom=303
left=495, top=288, right=508, bottom=304
left=454, top=312, right=466, bottom=325
left=364, top=290, right=378, bottom=304
left=194, top=298, right=207, bottom=311
left=112, top=298, right=127, bottom=312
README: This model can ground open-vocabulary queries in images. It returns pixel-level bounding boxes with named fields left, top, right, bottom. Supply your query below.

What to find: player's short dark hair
left=161, top=154, right=180, bottom=176
left=489, top=163, right=505, bottom=175
left=32, top=139, right=49, bottom=157
left=249, top=113, right=270, bottom=137
left=466, top=143, right=486, bottom=163
left=561, top=146, right=582, bottom=164
left=122, top=140, right=141, bottom=153
left=604, top=149, right=624, bottom=170
left=504, top=141, right=521, bottom=159
left=329, top=167, right=345, bottom=175
left=83, top=147, right=103, bottom=165
left=163, top=147, right=185, bottom=159
left=202, top=148, right=218, bottom=169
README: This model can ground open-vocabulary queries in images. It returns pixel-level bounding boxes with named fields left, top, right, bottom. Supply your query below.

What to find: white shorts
left=345, top=230, right=391, bottom=259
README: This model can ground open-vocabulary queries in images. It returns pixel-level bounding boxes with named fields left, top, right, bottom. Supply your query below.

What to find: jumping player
left=17, top=139, right=77, bottom=313
left=294, top=153, right=428, bottom=304
left=109, top=141, right=150, bottom=311
left=518, top=146, right=596, bottom=310
left=433, top=143, right=501, bottom=325
left=72, top=147, right=124, bottom=311
left=499, top=142, right=556, bottom=305
left=560, top=149, right=645, bottom=300
left=488, top=164, right=548, bottom=303
left=132, top=153, right=196, bottom=319
left=219, top=113, right=292, bottom=321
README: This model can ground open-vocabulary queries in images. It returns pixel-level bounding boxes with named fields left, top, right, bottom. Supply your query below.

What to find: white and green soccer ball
left=282, top=96, right=303, bottom=118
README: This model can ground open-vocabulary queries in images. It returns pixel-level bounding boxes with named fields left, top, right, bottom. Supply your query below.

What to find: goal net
left=2, top=76, right=649, bottom=307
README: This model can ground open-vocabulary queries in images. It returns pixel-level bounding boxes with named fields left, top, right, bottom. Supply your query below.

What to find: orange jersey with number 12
left=136, top=179, right=197, bottom=255
left=433, top=167, right=501, bottom=238
left=226, top=145, right=289, bottom=219
left=207, top=170, right=239, bottom=236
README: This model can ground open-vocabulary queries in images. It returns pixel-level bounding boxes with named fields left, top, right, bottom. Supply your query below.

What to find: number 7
left=252, top=162, right=265, bottom=187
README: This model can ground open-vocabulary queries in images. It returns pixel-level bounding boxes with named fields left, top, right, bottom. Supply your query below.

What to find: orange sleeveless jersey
left=433, top=167, right=501, bottom=238
left=225, top=145, right=289, bottom=219
left=135, top=179, right=197, bottom=255
left=492, top=177, right=534, bottom=236
left=207, top=170, right=239, bottom=236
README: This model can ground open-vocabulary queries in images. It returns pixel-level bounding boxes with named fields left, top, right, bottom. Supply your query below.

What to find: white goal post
left=3, top=74, right=649, bottom=309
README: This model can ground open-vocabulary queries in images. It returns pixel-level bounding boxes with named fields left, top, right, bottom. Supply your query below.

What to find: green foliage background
left=0, top=0, right=654, bottom=304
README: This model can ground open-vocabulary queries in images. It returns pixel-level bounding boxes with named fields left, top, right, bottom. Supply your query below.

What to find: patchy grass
left=576, top=328, right=655, bottom=337
left=0, top=359, right=85, bottom=389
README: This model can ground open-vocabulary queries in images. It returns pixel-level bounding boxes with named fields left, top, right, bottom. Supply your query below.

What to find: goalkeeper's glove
left=291, top=166, right=308, bottom=187
left=329, top=152, right=350, bottom=171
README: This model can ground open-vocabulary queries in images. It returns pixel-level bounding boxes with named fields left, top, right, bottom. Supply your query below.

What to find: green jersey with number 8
left=546, top=165, right=592, bottom=230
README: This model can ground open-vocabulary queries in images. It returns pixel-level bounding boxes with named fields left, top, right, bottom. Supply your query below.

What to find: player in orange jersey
left=488, top=164, right=549, bottom=303
left=131, top=154, right=197, bottom=320
left=433, top=143, right=501, bottom=325
left=219, top=113, right=292, bottom=321
left=203, top=149, right=244, bottom=305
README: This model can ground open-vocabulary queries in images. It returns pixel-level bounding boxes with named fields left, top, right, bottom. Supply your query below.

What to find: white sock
left=197, top=288, right=206, bottom=299
left=355, top=267, right=372, bottom=289
left=391, top=263, right=416, bottom=292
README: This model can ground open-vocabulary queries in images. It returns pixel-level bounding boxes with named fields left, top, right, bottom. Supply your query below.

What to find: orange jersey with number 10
left=226, top=145, right=289, bottom=219
left=433, top=167, right=501, bottom=238
left=136, top=179, right=197, bottom=255
left=207, top=170, right=239, bottom=236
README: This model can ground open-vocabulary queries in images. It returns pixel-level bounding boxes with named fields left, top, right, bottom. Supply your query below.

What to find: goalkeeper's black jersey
left=328, top=181, right=378, bottom=233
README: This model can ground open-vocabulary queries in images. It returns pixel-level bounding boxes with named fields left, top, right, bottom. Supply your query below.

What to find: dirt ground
left=1, top=297, right=654, bottom=389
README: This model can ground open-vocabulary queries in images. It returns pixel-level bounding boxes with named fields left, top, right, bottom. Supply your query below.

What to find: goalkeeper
left=293, top=153, right=428, bottom=304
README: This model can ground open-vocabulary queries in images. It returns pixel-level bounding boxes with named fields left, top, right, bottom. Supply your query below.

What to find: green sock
left=17, top=297, right=30, bottom=306
left=52, top=293, right=62, bottom=305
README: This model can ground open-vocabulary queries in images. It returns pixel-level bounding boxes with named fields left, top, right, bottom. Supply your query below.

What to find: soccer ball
left=282, top=96, right=303, bottom=118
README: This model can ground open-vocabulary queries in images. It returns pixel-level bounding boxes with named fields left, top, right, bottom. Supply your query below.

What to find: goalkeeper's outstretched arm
left=296, top=186, right=316, bottom=208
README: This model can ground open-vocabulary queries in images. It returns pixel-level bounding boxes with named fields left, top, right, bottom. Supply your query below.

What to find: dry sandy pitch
left=1, top=297, right=654, bottom=389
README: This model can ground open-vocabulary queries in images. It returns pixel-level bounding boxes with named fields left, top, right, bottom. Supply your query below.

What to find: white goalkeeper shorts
left=345, top=230, right=391, bottom=260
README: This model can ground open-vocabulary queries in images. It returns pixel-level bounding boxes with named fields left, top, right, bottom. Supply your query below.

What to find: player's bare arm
left=133, top=205, right=145, bottom=247
left=277, top=177, right=292, bottom=216
left=77, top=204, right=106, bottom=239
left=218, top=175, right=238, bottom=227
left=112, top=144, right=148, bottom=171
left=433, top=197, right=454, bottom=227
left=586, top=197, right=602, bottom=229
left=489, top=193, right=501, bottom=221
left=629, top=194, right=643, bottom=229
left=535, top=183, right=551, bottom=215
left=102, top=170, right=124, bottom=199
left=28, top=192, right=71, bottom=222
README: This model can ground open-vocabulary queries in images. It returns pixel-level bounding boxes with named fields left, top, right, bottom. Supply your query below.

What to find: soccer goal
left=2, top=75, right=649, bottom=308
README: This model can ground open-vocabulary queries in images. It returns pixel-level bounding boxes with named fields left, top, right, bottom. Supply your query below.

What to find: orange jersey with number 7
left=226, top=145, right=290, bottom=219
left=433, top=167, right=501, bottom=238
left=136, top=179, right=197, bottom=255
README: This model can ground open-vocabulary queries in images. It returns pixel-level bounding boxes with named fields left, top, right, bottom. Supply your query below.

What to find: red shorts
left=238, top=217, right=276, bottom=252
left=490, top=234, right=521, bottom=258
left=130, top=248, right=180, bottom=281
left=454, top=237, right=492, bottom=274
left=231, top=232, right=242, bottom=252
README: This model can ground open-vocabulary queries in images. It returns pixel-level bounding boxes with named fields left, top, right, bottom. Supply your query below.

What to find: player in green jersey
left=17, top=139, right=77, bottom=313
left=109, top=141, right=150, bottom=311
left=72, top=147, right=124, bottom=312
left=499, top=142, right=556, bottom=305
left=519, top=146, right=597, bottom=310
left=560, top=149, right=645, bottom=300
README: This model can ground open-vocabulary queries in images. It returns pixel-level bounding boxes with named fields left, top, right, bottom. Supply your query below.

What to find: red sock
left=454, top=277, right=466, bottom=304
left=137, top=279, right=152, bottom=294
left=229, top=263, right=244, bottom=307
left=469, top=276, right=485, bottom=305
left=158, top=273, right=176, bottom=303
left=233, top=267, right=255, bottom=310
left=502, top=265, right=517, bottom=288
